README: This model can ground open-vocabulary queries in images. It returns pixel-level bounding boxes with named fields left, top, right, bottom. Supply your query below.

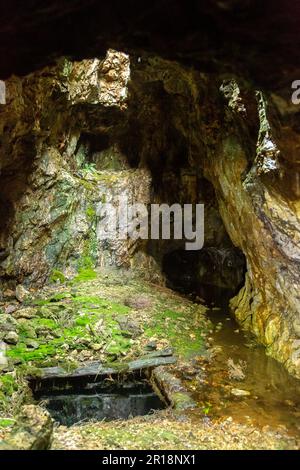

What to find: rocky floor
left=51, top=410, right=298, bottom=451
left=0, top=267, right=299, bottom=450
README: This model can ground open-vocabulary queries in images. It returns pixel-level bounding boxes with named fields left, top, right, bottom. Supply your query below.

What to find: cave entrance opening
left=162, top=246, right=246, bottom=307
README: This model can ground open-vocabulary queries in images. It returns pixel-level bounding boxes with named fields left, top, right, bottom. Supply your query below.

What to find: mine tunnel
left=0, top=0, right=300, bottom=452
left=0, top=1, right=299, bottom=367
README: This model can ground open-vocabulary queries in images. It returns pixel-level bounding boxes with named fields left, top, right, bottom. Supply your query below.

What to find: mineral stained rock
left=0, top=48, right=299, bottom=378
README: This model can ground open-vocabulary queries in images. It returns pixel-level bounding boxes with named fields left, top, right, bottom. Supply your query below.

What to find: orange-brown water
left=189, top=309, right=300, bottom=437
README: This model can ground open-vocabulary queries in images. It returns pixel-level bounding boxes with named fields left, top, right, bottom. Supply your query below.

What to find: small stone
left=24, top=339, right=39, bottom=349
left=124, top=295, right=152, bottom=310
left=231, top=388, right=251, bottom=397
left=0, top=314, right=18, bottom=333
left=15, top=285, right=30, bottom=303
left=3, top=289, right=15, bottom=299
left=75, top=337, right=91, bottom=347
left=116, top=315, right=143, bottom=338
left=91, top=343, right=102, bottom=351
left=0, top=340, right=8, bottom=369
left=13, top=307, right=36, bottom=319
left=4, top=331, right=19, bottom=345
left=145, top=341, right=157, bottom=351
left=227, top=358, right=247, bottom=381
left=4, top=304, right=19, bottom=315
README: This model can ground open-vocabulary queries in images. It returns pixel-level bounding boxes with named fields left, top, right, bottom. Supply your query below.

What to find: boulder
left=12, top=307, right=36, bottom=320
left=15, top=285, right=30, bottom=303
left=2, top=405, right=53, bottom=450
left=3, top=331, right=19, bottom=345
left=0, top=315, right=18, bottom=341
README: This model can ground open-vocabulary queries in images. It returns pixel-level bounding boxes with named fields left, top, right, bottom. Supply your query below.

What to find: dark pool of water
left=37, top=380, right=165, bottom=426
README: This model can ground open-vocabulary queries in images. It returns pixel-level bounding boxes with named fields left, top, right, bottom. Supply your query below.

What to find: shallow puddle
left=194, top=309, right=300, bottom=436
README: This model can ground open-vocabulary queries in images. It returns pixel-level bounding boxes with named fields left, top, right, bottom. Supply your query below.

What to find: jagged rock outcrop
left=0, top=51, right=150, bottom=286
left=204, top=81, right=300, bottom=377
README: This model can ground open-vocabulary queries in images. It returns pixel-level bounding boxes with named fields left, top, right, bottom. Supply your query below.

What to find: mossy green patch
left=145, top=308, right=207, bottom=359
left=7, top=342, right=58, bottom=362
left=75, top=314, right=94, bottom=327
left=49, top=269, right=66, bottom=284
left=86, top=205, right=96, bottom=220
left=49, top=292, right=72, bottom=302
left=71, top=267, right=97, bottom=284
left=72, top=296, right=129, bottom=315
left=0, top=418, right=15, bottom=428
left=0, top=374, right=18, bottom=397
left=76, top=425, right=182, bottom=450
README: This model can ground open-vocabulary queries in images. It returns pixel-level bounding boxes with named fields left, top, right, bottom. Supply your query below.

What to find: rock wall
left=0, top=49, right=299, bottom=377
left=0, top=50, right=146, bottom=287
left=203, top=81, right=300, bottom=377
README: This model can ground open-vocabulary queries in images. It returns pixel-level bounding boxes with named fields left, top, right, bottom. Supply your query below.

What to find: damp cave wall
left=0, top=1, right=300, bottom=378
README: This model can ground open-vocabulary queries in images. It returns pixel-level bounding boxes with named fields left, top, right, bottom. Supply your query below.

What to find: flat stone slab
left=28, top=349, right=176, bottom=382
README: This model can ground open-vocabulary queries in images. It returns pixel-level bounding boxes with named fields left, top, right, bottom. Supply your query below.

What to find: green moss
left=17, top=322, right=37, bottom=339
left=78, top=425, right=182, bottom=450
left=18, top=364, right=42, bottom=378
left=71, top=296, right=129, bottom=315
left=9, top=315, right=131, bottom=365
left=0, top=418, right=15, bottom=428
left=71, top=267, right=97, bottom=284
left=49, top=269, right=66, bottom=284
left=49, top=292, right=72, bottom=302
left=75, top=315, right=94, bottom=327
left=106, top=335, right=132, bottom=356
left=32, top=299, right=51, bottom=306
left=35, top=318, right=58, bottom=329
left=71, top=295, right=104, bottom=305
left=7, top=342, right=58, bottom=362
left=86, top=205, right=96, bottom=220
left=144, top=308, right=207, bottom=359
left=77, top=178, right=95, bottom=191
left=0, top=374, right=18, bottom=397
left=172, top=392, right=195, bottom=410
